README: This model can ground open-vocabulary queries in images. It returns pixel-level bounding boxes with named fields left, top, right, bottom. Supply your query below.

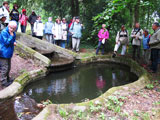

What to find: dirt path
left=0, top=53, right=41, bottom=90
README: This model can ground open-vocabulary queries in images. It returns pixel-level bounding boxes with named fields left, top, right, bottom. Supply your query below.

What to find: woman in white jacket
left=34, top=16, right=44, bottom=40
left=52, top=18, right=63, bottom=45
left=61, top=18, right=68, bottom=48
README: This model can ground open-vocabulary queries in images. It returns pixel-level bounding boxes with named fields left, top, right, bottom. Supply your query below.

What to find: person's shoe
left=112, top=52, right=116, bottom=58
left=2, top=82, right=11, bottom=87
left=8, top=79, right=14, bottom=84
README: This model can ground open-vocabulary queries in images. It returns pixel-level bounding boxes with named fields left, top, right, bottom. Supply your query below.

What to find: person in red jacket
left=19, top=9, right=28, bottom=33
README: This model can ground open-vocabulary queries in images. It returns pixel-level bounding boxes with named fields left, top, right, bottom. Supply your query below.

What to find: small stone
left=73, top=106, right=86, bottom=112
left=95, top=100, right=101, bottom=105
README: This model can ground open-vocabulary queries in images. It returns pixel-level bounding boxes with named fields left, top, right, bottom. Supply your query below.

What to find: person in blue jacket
left=69, top=16, right=83, bottom=52
left=0, top=21, right=17, bottom=87
left=142, top=29, right=150, bottom=67
left=44, top=17, right=54, bottom=43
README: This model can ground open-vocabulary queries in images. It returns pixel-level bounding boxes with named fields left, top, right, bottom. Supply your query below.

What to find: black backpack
left=0, top=6, right=4, bottom=12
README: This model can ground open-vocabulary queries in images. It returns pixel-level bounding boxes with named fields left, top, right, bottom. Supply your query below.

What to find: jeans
left=151, top=48, right=160, bottom=72
left=96, top=41, right=105, bottom=55
left=60, top=40, right=66, bottom=48
left=31, top=24, right=35, bottom=36
left=132, top=45, right=141, bottom=60
left=67, top=33, right=72, bottom=48
left=21, top=25, right=26, bottom=33
left=46, top=34, right=53, bottom=43
left=0, top=58, right=11, bottom=85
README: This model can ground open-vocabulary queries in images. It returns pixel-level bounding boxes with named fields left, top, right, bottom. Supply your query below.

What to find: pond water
left=24, top=63, right=138, bottom=104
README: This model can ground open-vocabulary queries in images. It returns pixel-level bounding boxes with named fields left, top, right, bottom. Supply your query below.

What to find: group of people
left=0, top=1, right=84, bottom=87
left=96, top=22, right=160, bottom=73
left=0, top=1, right=84, bottom=51
left=0, top=1, right=159, bottom=89
left=44, top=16, right=84, bottom=51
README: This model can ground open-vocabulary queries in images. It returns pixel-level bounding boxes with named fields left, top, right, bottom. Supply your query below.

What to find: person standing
left=149, top=22, right=160, bottom=73
left=96, top=24, right=109, bottom=55
left=0, top=1, right=9, bottom=26
left=142, top=29, right=150, bottom=67
left=44, top=17, right=54, bottom=43
left=52, top=18, right=63, bottom=46
left=33, top=16, right=44, bottom=40
left=0, top=14, right=7, bottom=33
left=19, top=9, right=28, bottom=33
left=131, top=23, right=143, bottom=60
left=10, top=4, right=19, bottom=31
left=112, top=25, right=129, bottom=57
left=0, top=21, right=17, bottom=87
left=69, top=17, right=83, bottom=52
left=28, top=11, right=37, bottom=36
left=67, top=17, right=75, bottom=48
left=61, top=18, right=68, bottom=48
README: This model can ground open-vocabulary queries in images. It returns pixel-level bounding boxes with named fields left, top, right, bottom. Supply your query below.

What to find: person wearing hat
left=0, top=21, right=17, bottom=87
left=69, top=16, right=83, bottom=52
left=0, top=14, right=7, bottom=33
left=10, top=4, right=19, bottom=31
left=0, top=1, right=9, bottom=26
left=19, top=9, right=28, bottom=33
left=149, top=22, right=160, bottom=73
left=29, top=10, right=37, bottom=36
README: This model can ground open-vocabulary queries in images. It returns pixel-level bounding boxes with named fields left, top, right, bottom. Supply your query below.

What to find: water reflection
left=24, top=63, right=138, bottom=103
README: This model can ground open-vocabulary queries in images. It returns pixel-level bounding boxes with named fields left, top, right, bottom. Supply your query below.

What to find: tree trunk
left=133, top=0, right=140, bottom=25
left=147, top=6, right=150, bottom=28
left=75, top=0, right=79, bottom=16
left=71, top=0, right=75, bottom=17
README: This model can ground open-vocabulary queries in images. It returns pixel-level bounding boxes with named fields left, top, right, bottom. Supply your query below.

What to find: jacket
left=44, top=21, right=53, bottom=34
left=131, top=28, right=143, bottom=46
left=19, top=14, right=28, bottom=26
left=62, top=23, right=68, bottom=40
left=10, top=9, right=19, bottom=22
left=34, top=20, right=44, bottom=37
left=52, top=22, right=63, bottom=40
left=28, top=14, right=37, bottom=25
left=149, top=28, right=160, bottom=49
left=98, top=29, right=109, bottom=41
left=0, top=27, right=16, bottom=58
left=142, top=34, right=150, bottom=49
left=116, top=30, right=129, bottom=45
left=0, top=6, right=9, bottom=23
left=0, top=21, right=6, bottom=33
left=69, top=22, right=83, bottom=39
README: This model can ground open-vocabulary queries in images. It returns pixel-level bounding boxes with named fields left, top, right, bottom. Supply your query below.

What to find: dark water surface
left=24, top=63, right=138, bottom=104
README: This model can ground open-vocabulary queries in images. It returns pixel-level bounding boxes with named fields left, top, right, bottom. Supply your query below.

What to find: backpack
left=119, top=30, right=128, bottom=37
left=0, top=6, right=4, bottom=12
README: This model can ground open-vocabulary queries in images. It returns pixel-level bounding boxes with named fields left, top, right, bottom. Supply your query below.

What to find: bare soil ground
left=0, top=53, right=41, bottom=90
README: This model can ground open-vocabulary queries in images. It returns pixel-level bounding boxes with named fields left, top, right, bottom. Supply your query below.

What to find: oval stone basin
left=23, top=63, right=138, bottom=104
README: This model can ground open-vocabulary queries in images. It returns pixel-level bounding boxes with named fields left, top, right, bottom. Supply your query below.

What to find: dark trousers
left=21, top=25, right=26, bottom=33
left=151, top=48, right=160, bottom=72
left=96, top=41, right=105, bottom=55
left=132, top=45, right=141, bottom=60
left=0, top=58, right=11, bottom=85
left=35, top=36, right=43, bottom=40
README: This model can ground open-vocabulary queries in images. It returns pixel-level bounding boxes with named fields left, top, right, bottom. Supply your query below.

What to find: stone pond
left=0, top=33, right=150, bottom=120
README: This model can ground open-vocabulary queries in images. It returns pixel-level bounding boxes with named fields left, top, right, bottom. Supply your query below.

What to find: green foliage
left=146, top=83, right=154, bottom=89
left=59, top=109, right=68, bottom=118
left=106, top=96, right=124, bottom=113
